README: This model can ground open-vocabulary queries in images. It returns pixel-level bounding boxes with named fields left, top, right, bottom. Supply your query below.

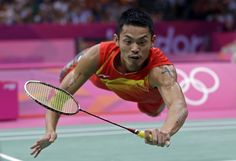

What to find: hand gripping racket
left=24, top=80, right=145, bottom=138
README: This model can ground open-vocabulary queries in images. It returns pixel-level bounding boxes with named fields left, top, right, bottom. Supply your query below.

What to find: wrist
left=45, top=125, right=56, bottom=133
left=159, top=127, right=171, bottom=135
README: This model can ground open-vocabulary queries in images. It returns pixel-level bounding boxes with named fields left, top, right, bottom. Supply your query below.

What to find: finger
left=30, top=146, right=40, bottom=156
left=158, top=134, right=166, bottom=147
left=153, top=129, right=159, bottom=145
left=30, top=149, right=36, bottom=156
left=30, top=142, right=40, bottom=149
left=165, top=140, right=171, bottom=147
left=158, top=131, right=170, bottom=147
left=154, top=129, right=166, bottom=146
left=165, top=135, right=171, bottom=147
left=144, top=130, right=153, bottom=145
left=49, top=134, right=57, bottom=142
left=30, top=145, right=37, bottom=149
left=31, top=145, right=43, bottom=157
left=144, top=130, right=150, bottom=143
left=30, top=145, right=41, bottom=152
left=33, top=149, right=41, bottom=158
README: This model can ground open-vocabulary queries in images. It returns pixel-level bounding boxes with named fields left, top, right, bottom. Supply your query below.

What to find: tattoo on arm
left=75, top=50, right=86, bottom=61
left=171, top=108, right=188, bottom=135
left=60, top=50, right=86, bottom=82
left=161, top=67, right=174, bottom=78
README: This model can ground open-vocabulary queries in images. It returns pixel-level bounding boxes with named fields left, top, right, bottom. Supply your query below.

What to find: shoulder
left=100, top=41, right=119, bottom=53
left=98, top=41, right=119, bottom=65
left=85, top=41, right=119, bottom=54
left=150, top=47, right=165, bottom=56
left=149, top=47, right=172, bottom=66
left=148, top=64, right=177, bottom=88
left=82, top=41, right=117, bottom=61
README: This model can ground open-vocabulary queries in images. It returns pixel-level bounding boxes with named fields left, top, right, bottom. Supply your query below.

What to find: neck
left=114, top=54, right=128, bottom=73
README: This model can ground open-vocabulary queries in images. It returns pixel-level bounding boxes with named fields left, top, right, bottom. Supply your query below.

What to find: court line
left=0, top=120, right=236, bottom=141
left=1, top=123, right=236, bottom=137
left=0, top=153, right=23, bottom=161
left=1, top=119, right=236, bottom=137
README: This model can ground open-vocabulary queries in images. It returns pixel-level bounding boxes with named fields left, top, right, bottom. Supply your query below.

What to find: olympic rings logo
left=177, top=67, right=220, bottom=106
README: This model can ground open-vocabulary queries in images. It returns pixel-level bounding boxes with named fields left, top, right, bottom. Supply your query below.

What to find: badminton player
left=31, top=8, right=188, bottom=157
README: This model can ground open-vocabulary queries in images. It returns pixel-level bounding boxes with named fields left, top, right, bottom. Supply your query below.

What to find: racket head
left=24, top=80, right=80, bottom=115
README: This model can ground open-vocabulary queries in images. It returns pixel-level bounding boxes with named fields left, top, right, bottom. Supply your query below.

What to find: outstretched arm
left=30, top=44, right=100, bottom=157
left=146, top=65, right=188, bottom=146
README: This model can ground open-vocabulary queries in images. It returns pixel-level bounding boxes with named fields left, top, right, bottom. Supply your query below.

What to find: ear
left=151, top=35, right=156, bottom=47
left=113, top=34, right=119, bottom=46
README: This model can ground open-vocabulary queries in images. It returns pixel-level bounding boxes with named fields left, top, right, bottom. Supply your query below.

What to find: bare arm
left=149, top=65, right=188, bottom=136
left=31, top=44, right=100, bottom=158
left=46, top=44, right=101, bottom=132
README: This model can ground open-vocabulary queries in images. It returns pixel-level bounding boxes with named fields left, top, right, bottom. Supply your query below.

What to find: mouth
left=128, top=55, right=141, bottom=60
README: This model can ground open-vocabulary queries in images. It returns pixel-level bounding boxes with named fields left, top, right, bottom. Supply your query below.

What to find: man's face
left=115, top=25, right=156, bottom=72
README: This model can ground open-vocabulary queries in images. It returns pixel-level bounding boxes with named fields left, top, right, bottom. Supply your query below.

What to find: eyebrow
left=123, top=35, right=149, bottom=40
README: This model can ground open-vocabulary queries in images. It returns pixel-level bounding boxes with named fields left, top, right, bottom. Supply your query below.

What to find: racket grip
left=137, top=130, right=145, bottom=138
left=137, top=130, right=171, bottom=147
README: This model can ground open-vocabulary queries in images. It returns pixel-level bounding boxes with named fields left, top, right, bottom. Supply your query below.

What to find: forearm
left=44, top=72, right=74, bottom=133
left=44, top=63, right=85, bottom=133
left=45, top=110, right=61, bottom=132
left=160, top=103, right=188, bottom=136
left=44, top=62, right=87, bottom=133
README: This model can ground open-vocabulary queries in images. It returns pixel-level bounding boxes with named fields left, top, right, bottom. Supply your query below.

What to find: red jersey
left=90, top=41, right=172, bottom=105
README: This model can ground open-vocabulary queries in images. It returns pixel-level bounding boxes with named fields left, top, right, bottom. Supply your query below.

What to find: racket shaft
left=80, top=109, right=135, bottom=131
left=80, top=109, right=146, bottom=137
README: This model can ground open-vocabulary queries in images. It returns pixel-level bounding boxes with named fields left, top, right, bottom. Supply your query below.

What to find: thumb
left=48, top=133, right=57, bottom=142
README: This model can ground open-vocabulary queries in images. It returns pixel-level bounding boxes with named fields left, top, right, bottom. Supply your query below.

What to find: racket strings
left=26, top=82, right=78, bottom=114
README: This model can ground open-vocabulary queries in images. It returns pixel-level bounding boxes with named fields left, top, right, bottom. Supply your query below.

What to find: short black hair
left=117, top=8, right=154, bottom=36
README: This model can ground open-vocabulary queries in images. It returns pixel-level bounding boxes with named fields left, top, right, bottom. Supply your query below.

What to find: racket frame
left=24, top=80, right=80, bottom=115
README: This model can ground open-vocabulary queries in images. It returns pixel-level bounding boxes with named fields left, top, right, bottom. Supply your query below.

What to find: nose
left=131, top=43, right=140, bottom=54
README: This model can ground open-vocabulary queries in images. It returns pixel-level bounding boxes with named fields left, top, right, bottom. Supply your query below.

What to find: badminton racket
left=24, top=80, right=145, bottom=138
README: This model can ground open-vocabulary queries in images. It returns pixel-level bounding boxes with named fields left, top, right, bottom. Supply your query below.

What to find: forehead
left=120, top=25, right=151, bottom=39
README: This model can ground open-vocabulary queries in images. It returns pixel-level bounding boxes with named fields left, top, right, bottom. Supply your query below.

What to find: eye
left=137, top=40, right=147, bottom=46
left=123, top=39, right=132, bottom=45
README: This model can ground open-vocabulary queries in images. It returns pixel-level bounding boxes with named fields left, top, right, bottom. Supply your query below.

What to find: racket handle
left=137, top=130, right=171, bottom=147
left=137, top=130, right=145, bottom=138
